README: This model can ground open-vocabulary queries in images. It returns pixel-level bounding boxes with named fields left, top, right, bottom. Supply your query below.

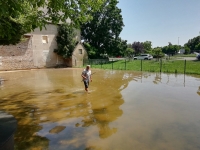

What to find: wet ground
left=0, top=68, right=200, bottom=150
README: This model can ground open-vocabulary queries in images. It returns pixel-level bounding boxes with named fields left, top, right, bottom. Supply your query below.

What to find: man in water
left=81, top=65, right=92, bottom=92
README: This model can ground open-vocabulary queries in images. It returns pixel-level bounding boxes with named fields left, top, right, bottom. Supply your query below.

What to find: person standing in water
left=81, top=65, right=92, bottom=92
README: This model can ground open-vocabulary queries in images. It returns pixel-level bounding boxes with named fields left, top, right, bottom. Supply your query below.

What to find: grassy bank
left=88, top=59, right=200, bottom=75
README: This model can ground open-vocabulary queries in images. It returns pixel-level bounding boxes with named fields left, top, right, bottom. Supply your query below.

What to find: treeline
left=82, top=34, right=200, bottom=59
left=3, top=0, right=199, bottom=59
left=0, top=0, right=105, bottom=45
left=55, top=0, right=200, bottom=59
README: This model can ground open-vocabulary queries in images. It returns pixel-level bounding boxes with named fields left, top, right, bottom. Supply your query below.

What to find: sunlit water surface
left=0, top=69, right=200, bottom=150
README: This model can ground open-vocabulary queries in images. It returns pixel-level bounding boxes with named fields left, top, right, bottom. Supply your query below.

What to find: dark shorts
left=84, top=80, right=89, bottom=88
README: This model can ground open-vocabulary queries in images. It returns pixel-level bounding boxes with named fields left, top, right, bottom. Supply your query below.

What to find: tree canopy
left=142, top=41, right=152, bottom=53
left=81, top=0, right=124, bottom=58
left=152, top=47, right=163, bottom=59
left=161, top=44, right=181, bottom=55
left=0, top=0, right=105, bottom=45
left=132, top=42, right=144, bottom=54
left=184, top=36, right=200, bottom=52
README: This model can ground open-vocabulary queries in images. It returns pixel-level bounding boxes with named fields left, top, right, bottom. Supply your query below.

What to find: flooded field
left=0, top=68, right=200, bottom=150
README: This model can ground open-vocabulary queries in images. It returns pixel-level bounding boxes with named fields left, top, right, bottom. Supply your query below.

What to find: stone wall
left=0, top=24, right=82, bottom=70
left=0, top=38, right=36, bottom=70
left=31, top=24, right=64, bottom=68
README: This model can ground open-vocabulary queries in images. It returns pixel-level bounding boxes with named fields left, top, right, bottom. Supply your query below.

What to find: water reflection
left=0, top=69, right=200, bottom=150
left=153, top=73, right=162, bottom=84
left=0, top=69, right=139, bottom=150
left=197, top=86, right=200, bottom=96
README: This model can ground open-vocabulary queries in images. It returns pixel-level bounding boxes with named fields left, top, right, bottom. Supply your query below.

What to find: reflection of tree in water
left=80, top=97, right=124, bottom=139
left=0, top=91, right=49, bottom=150
left=77, top=71, right=137, bottom=138
left=197, top=86, right=200, bottom=96
left=153, top=73, right=162, bottom=84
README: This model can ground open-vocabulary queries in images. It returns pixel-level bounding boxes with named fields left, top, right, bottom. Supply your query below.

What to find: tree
left=0, top=0, right=105, bottom=45
left=161, top=46, right=168, bottom=54
left=184, top=36, right=200, bottom=52
left=81, top=0, right=124, bottom=57
left=54, top=24, right=77, bottom=58
left=170, top=45, right=180, bottom=55
left=0, top=17, right=28, bottom=45
left=142, top=41, right=152, bottom=53
left=132, top=42, right=144, bottom=54
left=152, top=47, right=163, bottom=60
left=83, top=42, right=99, bottom=59
left=194, top=43, right=200, bottom=51
left=125, top=48, right=134, bottom=58
left=161, top=44, right=180, bottom=55
left=0, top=2, right=37, bottom=45
left=184, top=46, right=190, bottom=54
left=109, top=38, right=127, bottom=57
left=127, top=43, right=132, bottom=48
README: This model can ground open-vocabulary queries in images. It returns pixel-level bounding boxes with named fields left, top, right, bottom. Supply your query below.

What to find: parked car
left=149, top=55, right=153, bottom=59
left=134, top=54, right=153, bottom=60
left=197, top=54, right=200, bottom=60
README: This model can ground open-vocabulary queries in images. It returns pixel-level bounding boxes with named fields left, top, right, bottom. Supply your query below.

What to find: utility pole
left=178, top=37, right=179, bottom=46
left=199, top=32, right=200, bottom=42
left=178, top=37, right=180, bottom=54
left=199, top=32, right=200, bottom=53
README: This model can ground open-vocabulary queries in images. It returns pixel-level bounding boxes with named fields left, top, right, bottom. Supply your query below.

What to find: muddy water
left=0, top=69, right=200, bottom=150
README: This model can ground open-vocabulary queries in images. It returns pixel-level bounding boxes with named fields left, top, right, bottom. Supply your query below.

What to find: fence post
left=184, top=59, right=186, bottom=75
left=160, top=59, right=162, bottom=73
left=112, top=59, right=113, bottom=70
left=101, top=59, right=102, bottom=68
left=91, top=59, right=92, bottom=68
left=125, top=59, right=126, bottom=70
left=141, top=59, right=142, bottom=71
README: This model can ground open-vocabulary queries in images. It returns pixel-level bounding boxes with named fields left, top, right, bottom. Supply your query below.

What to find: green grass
left=87, top=59, right=200, bottom=75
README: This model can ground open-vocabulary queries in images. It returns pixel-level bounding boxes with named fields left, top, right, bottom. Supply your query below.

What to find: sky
left=117, top=0, right=200, bottom=47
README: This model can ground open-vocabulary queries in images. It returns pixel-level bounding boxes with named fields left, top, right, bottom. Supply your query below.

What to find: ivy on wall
left=54, top=24, right=77, bottom=58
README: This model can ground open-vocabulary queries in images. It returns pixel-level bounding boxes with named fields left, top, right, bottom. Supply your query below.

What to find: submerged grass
left=89, top=59, right=200, bottom=75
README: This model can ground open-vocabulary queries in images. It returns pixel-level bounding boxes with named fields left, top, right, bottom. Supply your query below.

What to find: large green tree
left=81, top=0, right=124, bottom=57
left=0, top=0, right=105, bottom=45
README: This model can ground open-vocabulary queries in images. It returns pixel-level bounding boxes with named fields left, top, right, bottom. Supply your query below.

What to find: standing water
left=0, top=69, right=200, bottom=150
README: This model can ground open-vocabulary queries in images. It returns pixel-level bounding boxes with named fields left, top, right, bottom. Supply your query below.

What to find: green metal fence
left=83, top=58, right=200, bottom=75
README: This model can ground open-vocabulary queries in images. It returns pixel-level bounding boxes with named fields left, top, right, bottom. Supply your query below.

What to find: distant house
left=0, top=23, right=88, bottom=70
left=65, top=42, right=88, bottom=67
left=178, top=49, right=185, bottom=54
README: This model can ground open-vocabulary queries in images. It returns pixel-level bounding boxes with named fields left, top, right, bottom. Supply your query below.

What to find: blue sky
left=117, top=0, right=200, bottom=47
